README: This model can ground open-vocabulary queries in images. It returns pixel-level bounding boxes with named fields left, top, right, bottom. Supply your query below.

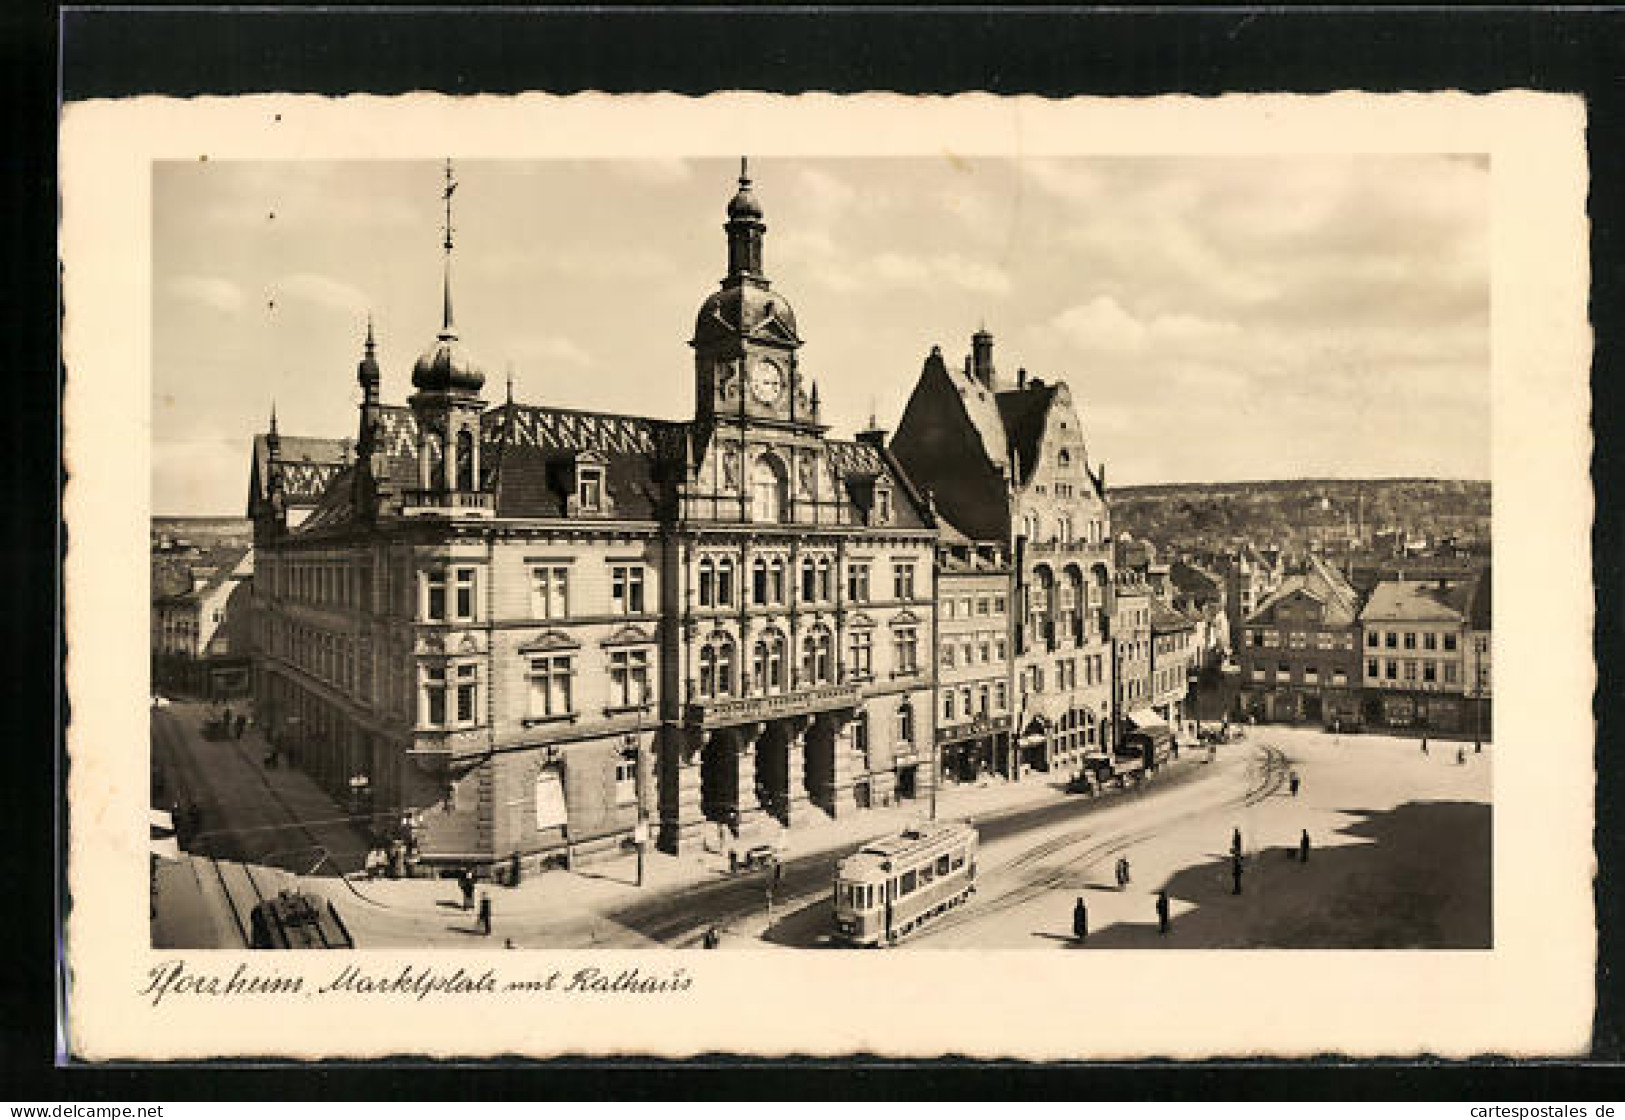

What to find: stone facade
left=890, top=334, right=1117, bottom=784
left=247, top=164, right=937, bottom=874
left=934, top=546, right=1014, bottom=783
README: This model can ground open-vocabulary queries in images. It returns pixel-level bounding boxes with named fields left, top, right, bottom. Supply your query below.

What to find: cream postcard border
left=62, top=91, right=1594, bottom=1060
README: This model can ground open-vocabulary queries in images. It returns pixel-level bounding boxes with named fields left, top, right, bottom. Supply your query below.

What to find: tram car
left=832, top=820, right=978, bottom=946
left=249, top=889, right=354, bottom=950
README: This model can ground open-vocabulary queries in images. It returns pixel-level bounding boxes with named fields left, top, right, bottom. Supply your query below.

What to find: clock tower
left=691, top=160, right=821, bottom=433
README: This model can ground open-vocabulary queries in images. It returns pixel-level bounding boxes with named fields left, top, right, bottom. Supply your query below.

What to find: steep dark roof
left=995, top=383, right=1059, bottom=485
left=251, top=432, right=351, bottom=508
left=1150, top=600, right=1197, bottom=633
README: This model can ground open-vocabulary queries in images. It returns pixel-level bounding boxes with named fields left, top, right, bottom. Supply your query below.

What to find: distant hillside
left=152, top=516, right=252, bottom=550
left=1107, top=478, right=1490, bottom=552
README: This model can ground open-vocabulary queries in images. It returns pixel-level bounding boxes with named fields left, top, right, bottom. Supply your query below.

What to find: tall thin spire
left=505, top=361, right=515, bottom=406
left=269, top=400, right=278, bottom=435
left=440, top=158, right=458, bottom=337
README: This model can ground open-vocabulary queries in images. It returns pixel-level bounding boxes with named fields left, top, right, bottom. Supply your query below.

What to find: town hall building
left=246, top=162, right=938, bottom=874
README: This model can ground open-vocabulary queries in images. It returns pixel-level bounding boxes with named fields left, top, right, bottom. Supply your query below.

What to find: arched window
left=769, top=557, right=786, bottom=604
left=699, top=633, right=736, bottom=699
left=455, top=428, right=475, bottom=491
left=716, top=558, right=735, bottom=606
left=817, top=556, right=833, bottom=602
left=752, top=629, right=787, bottom=695
left=1058, top=448, right=1071, bottom=470
left=698, top=558, right=715, bottom=608
left=752, top=557, right=769, bottom=606
left=897, top=701, right=914, bottom=745
left=802, top=625, right=833, bottom=685
left=751, top=453, right=788, bottom=524
left=801, top=557, right=817, bottom=603
left=426, top=430, right=446, bottom=491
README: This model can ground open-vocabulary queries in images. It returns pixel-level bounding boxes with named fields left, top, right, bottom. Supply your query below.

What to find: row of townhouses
left=240, top=164, right=1202, bottom=875
left=1236, top=555, right=1492, bottom=738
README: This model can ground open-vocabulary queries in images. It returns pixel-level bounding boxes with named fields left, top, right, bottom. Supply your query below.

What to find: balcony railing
left=684, top=681, right=862, bottom=730
left=403, top=489, right=494, bottom=513
left=1028, top=540, right=1111, bottom=560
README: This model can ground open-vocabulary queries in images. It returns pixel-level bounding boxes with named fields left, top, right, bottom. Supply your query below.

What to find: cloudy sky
left=152, top=155, right=1488, bottom=515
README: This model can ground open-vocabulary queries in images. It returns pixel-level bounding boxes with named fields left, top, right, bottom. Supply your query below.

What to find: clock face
left=749, top=358, right=785, bottom=404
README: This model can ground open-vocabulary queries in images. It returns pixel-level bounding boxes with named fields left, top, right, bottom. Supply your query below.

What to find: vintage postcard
left=62, top=91, right=1593, bottom=1059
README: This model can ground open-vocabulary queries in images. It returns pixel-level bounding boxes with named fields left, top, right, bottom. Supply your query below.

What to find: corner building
left=890, top=334, right=1117, bottom=783
left=247, top=166, right=937, bottom=874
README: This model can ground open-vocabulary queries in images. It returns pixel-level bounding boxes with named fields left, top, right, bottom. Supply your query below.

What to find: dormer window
left=567, top=449, right=611, bottom=516
left=875, top=484, right=893, bottom=525
left=577, top=467, right=604, bottom=511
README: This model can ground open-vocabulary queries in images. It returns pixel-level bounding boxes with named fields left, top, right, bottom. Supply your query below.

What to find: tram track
left=902, top=743, right=1289, bottom=945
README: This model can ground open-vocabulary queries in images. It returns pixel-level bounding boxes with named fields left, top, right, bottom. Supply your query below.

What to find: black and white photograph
left=63, top=90, right=1592, bottom=1060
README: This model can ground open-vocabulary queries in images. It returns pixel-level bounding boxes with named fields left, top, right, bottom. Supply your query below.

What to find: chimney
left=971, top=328, right=995, bottom=388
left=1017, top=367, right=1028, bottom=389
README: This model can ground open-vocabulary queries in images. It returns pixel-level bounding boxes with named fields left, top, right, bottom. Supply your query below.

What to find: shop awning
left=1126, top=709, right=1169, bottom=732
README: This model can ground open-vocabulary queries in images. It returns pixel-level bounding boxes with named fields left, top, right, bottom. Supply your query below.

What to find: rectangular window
left=1367, top=658, right=1379, bottom=679
left=995, top=639, right=1008, bottom=662
left=453, top=567, right=477, bottom=621
left=848, top=631, right=873, bottom=678
left=1423, top=662, right=1437, bottom=683
left=1423, top=632, right=1438, bottom=651
left=1404, top=631, right=1417, bottom=650
left=527, top=655, right=574, bottom=718
left=422, top=664, right=447, bottom=727
left=1317, top=632, right=1334, bottom=650
left=893, top=562, right=916, bottom=600
left=994, top=594, right=1007, bottom=614
left=942, top=598, right=955, bottom=620
left=1404, top=660, right=1418, bottom=681
left=1386, top=631, right=1398, bottom=649
left=1289, top=632, right=1307, bottom=650
left=455, top=663, right=479, bottom=723
left=611, top=565, right=645, bottom=615
left=940, top=645, right=956, bottom=669
left=977, top=596, right=991, bottom=616
left=979, top=638, right=992, bottom=664
left=424, top=571, right=447, bottom=622
left=615, top=751, right=638, bottom=806
left=893, top=627, right=919, bottom=674
left=1443, top=634, right=1458, bottom=651
left=1366, top=631, right=1379, bottom=648
left=847, top=562, right=871, bottom=603
left=900, top=870, right=918, bottom=896
left=609, top=649, right=651, bottom=708
left=1444, top=663, right=1458, bottom=684
left=994, top=682, right=1008, bottom=711
left=942, top=690, right=955, bottom=721
left=978, top=684, right=990, bottom=716
left=1385, top=660, right=1398, bottom=680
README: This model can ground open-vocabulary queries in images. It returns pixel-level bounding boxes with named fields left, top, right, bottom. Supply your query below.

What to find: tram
left=832, top=820, right=978, bottom=947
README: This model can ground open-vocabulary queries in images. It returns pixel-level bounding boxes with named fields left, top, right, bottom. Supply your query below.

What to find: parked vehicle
left=832, top=821, right=978, bottom=947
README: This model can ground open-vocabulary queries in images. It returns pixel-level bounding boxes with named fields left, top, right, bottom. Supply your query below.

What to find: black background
left=9, top=1, right=1623, bottom=1099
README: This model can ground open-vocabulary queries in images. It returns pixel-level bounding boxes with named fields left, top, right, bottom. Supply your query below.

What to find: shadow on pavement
left=1074, top=800, right=1491, bottom=949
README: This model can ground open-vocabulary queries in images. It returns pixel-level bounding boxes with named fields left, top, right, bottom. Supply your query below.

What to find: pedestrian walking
left=459, top=869, right=475, bottom=910
left=702, top=925, right=721, bottom=949
left=728, top=848, right=739, bottom=874
left=477, top=893, right=492, bottom=936
left=1156, top=890, right=1171, bottom=936
left=1231, top=827, right=1243, bottom=858
left=772, top=858, right=784, bottom=890
left=235, top=714, right=246, bottom=739
left=1456, top=746, right=1466, bottom=766
left=1231, top=852, right=1244, bottom=895
left=1421, top=736, right=1429, bottom=755
left=1475, top=739, right=1483, bottom=755
left=1289, top=771, right=1301, bottom=798
left=509, top=850, right=522, bottom=888
left=1072, top=896, right=1089, bottom=942
left=1120, top=857, right=1131, bottom=886
left=1299, top=829, right=1311, bottom=864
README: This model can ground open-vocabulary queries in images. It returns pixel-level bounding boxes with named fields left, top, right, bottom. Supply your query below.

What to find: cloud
left=605, top=159, right=694, bottom=186
left=166, top=275, right=244, bottom=315
left=510, top=333, right=591, bottom=369
left=784, top=239, right=1011, bottom=296
left=473, top=244, right=677, bottom=283
left=271, top=272, right=370, bottom=316
left=794, top=167, right=859, bottom=214
left=1050, top=297, right=1240, bottom=355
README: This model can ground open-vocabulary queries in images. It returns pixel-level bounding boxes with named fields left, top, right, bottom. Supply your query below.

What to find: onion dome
left=412, top=327, right=485, bottom=393
left=728, top=175, right=764, bottom=223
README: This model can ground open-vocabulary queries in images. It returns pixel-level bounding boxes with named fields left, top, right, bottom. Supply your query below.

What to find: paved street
left=152, top=703, right=1489, bottom=951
